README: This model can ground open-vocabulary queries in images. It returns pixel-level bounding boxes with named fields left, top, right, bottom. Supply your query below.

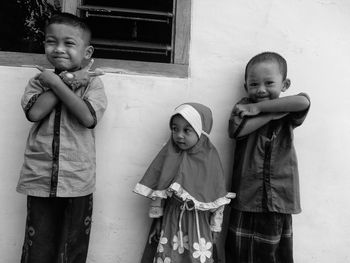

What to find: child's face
left=245, top=61, right=290, bottom=103
left=171, top=115, right=199, bottom=150
left=45, top=23, right=93, bottom=72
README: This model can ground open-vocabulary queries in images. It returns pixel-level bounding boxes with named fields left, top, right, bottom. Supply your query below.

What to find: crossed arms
left=27, top=60, right=103, bottom=128
left=230, top=94, right=310, bottom=138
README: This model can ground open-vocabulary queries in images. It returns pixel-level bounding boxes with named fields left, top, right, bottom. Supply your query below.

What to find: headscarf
left=134, top=103, right=234, bottom=210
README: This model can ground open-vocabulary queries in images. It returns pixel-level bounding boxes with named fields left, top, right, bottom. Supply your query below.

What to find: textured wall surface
left=1, top=1, right=350, bottom=262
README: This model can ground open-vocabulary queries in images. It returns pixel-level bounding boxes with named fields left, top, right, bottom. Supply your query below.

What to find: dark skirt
left=225, top=210, right=293, bottom=263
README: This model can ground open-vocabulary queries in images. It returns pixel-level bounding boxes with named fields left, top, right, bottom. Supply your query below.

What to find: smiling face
left=245, top=61, right=290, bottom=102
left=171, top=114, right=199, bottom=150
left=45, top=23, right=93, bottom=72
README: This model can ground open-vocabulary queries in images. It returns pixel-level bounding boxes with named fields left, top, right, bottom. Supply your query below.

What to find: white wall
left=1, top=1, right=350, bottom=262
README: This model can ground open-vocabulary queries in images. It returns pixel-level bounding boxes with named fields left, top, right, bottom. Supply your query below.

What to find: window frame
left=0, top=0, right=190, bottom=78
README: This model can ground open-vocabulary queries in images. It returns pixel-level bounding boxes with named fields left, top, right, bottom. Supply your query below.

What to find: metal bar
left=78, top=5, right=173, bottom=17
left=91, top=39, right=172, bottom=51
left=94, top=46, right=169, bottom=55
left=170, top=0, right=176, bottom=63
left=86, top=11, right=170, bottom=23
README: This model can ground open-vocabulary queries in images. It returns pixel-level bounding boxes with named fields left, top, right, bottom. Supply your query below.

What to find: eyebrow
left=184, top=124, right=194, bottom=130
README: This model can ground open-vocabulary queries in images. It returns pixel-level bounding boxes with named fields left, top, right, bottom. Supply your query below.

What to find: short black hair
left=244, top=52, right=288, bottom=81
left=46, top=12, right=91, bottom=45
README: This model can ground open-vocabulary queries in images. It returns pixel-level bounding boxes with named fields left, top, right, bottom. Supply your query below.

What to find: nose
left=54, top=43, right=65, bottom=53
left=175, top=131, right=185, bottom=139
left=257, top=84, right=266, bottom=94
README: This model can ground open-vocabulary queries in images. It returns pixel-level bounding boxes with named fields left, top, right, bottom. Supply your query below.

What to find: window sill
left=0, top=51, right=189, bottom=78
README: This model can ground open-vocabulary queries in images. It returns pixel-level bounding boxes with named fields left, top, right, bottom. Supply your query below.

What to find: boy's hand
left=234, top=103, right=261, bottom=118
left=35, top=69, right=61, bottom=90
left=60, top=59, right=104, bottom=90
left=33, top=59, right=105, bottom=90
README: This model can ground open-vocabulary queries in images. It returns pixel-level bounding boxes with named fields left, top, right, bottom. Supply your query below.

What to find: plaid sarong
left=225, top=210, right=293, bottom=263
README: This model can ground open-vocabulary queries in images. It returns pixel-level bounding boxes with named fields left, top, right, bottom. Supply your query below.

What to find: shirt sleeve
left=21, top=76, right=47, bottom=119
left=228, top=97, right=250, bottom=139
left=82, top=76, right=108, bottom=129
left=288, top=93, right=311, bottom=128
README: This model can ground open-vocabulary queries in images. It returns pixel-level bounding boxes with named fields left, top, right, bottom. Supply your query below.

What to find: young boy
left=225, top=52, right=310, bottom=262
left=17, top=13, right=107, bottom=263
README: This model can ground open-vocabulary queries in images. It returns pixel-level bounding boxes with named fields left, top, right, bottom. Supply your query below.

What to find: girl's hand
left=212, top=231, right=220, bottom=243
left=148, top=218, right=162, bottom=244
left=234, top=103, right=261, bottom=118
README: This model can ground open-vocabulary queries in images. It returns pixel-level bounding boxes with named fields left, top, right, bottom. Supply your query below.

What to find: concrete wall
left=1, top=0, right=350, bottom=262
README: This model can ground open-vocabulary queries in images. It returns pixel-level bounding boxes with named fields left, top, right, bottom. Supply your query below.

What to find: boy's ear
left=282, top=78, right=291, bottom=92
left=84, top=45, right=94, bottom=60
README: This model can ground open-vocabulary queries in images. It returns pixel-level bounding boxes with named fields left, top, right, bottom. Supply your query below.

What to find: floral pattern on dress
left=192, top=238, right=212, bottom=263
left=157, top=230, right=168, bottom=253
left=156, top=257, right=171, bottom=263
left=172, top=231, right=189, bottom=254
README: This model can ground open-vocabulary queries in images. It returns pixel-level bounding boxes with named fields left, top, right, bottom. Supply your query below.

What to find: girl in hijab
left=134, top=103, right=235, bottom=263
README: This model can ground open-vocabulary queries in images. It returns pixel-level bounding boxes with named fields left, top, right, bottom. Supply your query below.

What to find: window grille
left=79, top=0, right=175, bottom=63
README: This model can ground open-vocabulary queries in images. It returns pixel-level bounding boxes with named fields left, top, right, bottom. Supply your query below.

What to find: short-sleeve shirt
left=229, top=93, right=310, bottom=214
left=17, top=75, right=107, bottom=197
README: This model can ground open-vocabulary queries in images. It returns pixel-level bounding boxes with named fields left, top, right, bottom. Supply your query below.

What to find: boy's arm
left=232, top=94, right=310, bottom=137
left=236, top=94, right=310, bottom=117
left=235, top=112, right=288, bottom=138
left=36, top=70, right=95, bottom=128
left=21, top=75, right=59, bottom=122
left=229, top=98, right=286, bottom=138
left=26, top=91, right=59, bottom=122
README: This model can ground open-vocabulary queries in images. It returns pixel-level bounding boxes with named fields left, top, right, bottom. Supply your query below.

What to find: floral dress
left=153, top=195, right=224, bottom=263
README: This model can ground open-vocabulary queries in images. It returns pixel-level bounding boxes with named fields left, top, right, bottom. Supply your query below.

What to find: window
left=0, top=0, right=191, bottom=77
left=79, top=0, right=174, bottom=63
